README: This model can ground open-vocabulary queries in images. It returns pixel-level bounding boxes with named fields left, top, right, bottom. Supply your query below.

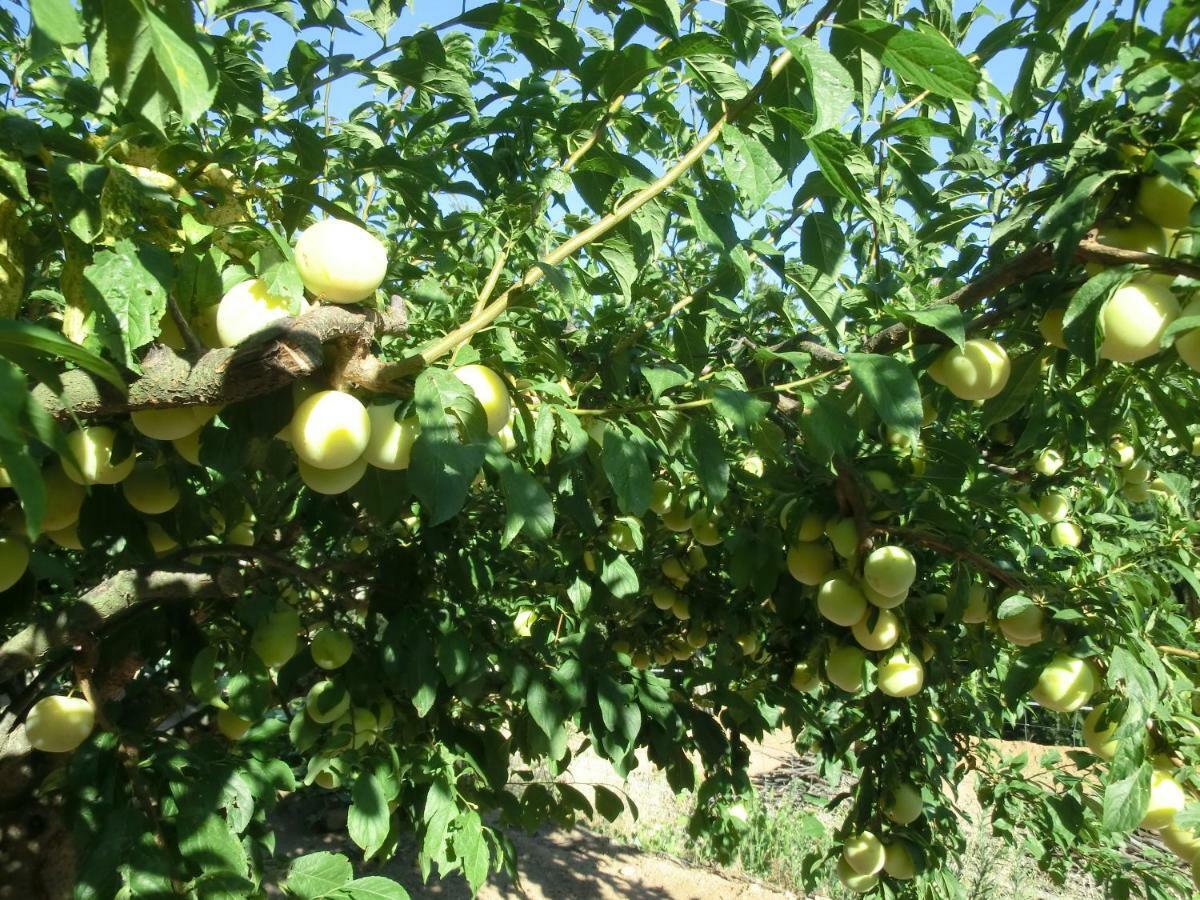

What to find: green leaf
left=593, top=785, right=624, bottom=822
left=49, top=158, right=108, bottom=243
left=129, top=0, right=219, bottom=125
left=838, top=19, right=980, bottom=100
left=602, top=427, right=651, bottom=516
left=640, top=364, right=690, bottom=400
left=526, top=678, right=564, bottom=739
left=451, top=811, right=490, bottom=895
left=901, top=306, right=965, bottom=348
left=348, top=774, right=390, bottom=860
left=409, top=370, right=487, bottom=525
left=982, top=351, right=1043, bottom=426
left=328, top=877, right=411, bottom=900
left=1102, top=762, right=1151, bottom=833
left=30, top=0, right=85, bottom=54
left=782, top=36, right=854, bottom=137
left=601, top=554, right=639, bottom=599
left=721, top=126, right=783, bottom=206
left=847, top=353, right=922, bottom=446
left=687, top=419, right=729, bottom=505
left=0, top=319, right=126, bottom=392
left=495, top=453, right=554, bottom=545
left=800, top=212, right=845, bottom=276
left=83, top=239, right=172, bottom=372
left=285, top=852, right=353, bottom=900
left=805, top=130, right=868, bottom=207
left=711, top=387, right=770, bottom=435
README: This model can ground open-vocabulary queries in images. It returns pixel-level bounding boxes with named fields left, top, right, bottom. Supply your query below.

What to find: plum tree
left=293, top=218, right=388, bottom=303
left=3, top=3, right=1200, bottom=897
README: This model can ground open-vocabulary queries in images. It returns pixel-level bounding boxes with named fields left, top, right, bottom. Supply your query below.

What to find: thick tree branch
left=0, top=567, right=236, bottom=684
left=1076, top=240, right=1200, bottom=279
left=34, top=304, right=407, bottom=420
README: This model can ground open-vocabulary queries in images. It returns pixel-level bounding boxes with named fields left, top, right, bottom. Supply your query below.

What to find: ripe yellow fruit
left=1049, top=520, right=1082, bottom=549
left=786, top=541, right=833, bottom=586
left=1085, top=218, right=1169, bottom=276
left=790, top=661, right=819, bottom=693
left=962, top=584, right=989, bottom=624
left=661, top=557, right=689, bottom=585
left=217, top=708, right=251, bottom=740
left=306, top=680, right=350, bottom=724
left=877, top=647, right=924, bottom=697
left=690, top=511, right=722, bottom=547
left=885, top=782, right=923, bottom=825
left=826, top=644, right=866, bottom=693
left=796, top=512, right=825, bottom=542
left=817, top=573, right=868, bottom=626
left=1175, top=298, right=1200, bottom=372
left=62, top=426, right=135, bottom=485
left=251, top=609, right=300, bottom=668
left=1142, top=768, right=1186, bottom=829
left=132, top=405, right=214, bottom=441
left=1030, top=654, right=1096, bottom=713
left=1039, top=308, right=1067, bottom=349
left=1110, top=439, right=1136, bottom=467
left=363, top=403, right=418, bottom=470
left=686, top=625, right=708, bottom=649
left=999, top=603, right=1044, bottom=646
left=46, top=523, right=83, bottom=550
left=293, top=218, right=388, bottom=303
left=454, top=364, right=512, bottom=435
left=929, top=338, right=1011, bottom=401
left=298, top=457, right=367, bottom=495
left=290, top=390, right=371, bottom=470
left=216, top=278, right=299, bottom=347
left=1123, top=458, right=1151, bottom=485
left=836, top=856, right=878, bottom=894
left=651, top=586, right=678, bottom=610
left=311, top=628, right=354, bottom=670
left=851, top=608, right=900, bottom=651
left=825, top=517, right=860, bottom=559
left=25, top=695, right=95, bottom=752
left=1136, top=172, right=1197, bottom=230
left=1038, top=492, right=1070, bottom=523
left=863, top=580, right=907, bottom=609
left=1034, top=448, right=1064, bottom=476
left=660, top=502, right=692, bottom=532
left=671, top=595, right=691, bottom=621
left=122, top=465, right=180, bottom=515
left=41, top=463, right=85, bottom=531
left=649, top=480, right=673, bottom=515
left=736, top=633, right=759, bottom=656
left=1098, top=279, right=1179, bottom=363
left=687, top=545, right=708, bottom=572
left=843, top=831, right=885, bottom=876
left=863, top=545, right=917, bottom=597
left=173, top=428, right=203, bottom=465
left=607, top=520, right=638, bottom=553
left=1160, top=822, right=1200, bottom=862
left=1083, top=705, right=1119, bottom=759
left=146, top=522, right=178, bottom=554
left=881, top=842, right=915, bottom=880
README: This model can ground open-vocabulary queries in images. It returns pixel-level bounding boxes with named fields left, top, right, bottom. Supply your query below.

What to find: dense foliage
left=1, top=0, right=1199, bottom=897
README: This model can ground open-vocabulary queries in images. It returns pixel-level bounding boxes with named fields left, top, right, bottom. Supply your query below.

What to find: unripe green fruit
left=786, top=541, right=833, bottom=586
left=851, top=608, right=900, bottom=651
left=736, top=633, right=759, bottom=656
left=1083, top=704, right=1119, bottom=759
left=294, top=218, right=388, bottom=303
left=930, top=338, right=1011, bottom=401
left=1122, top=481, right=1150, bottom=502
left=686, top=546, right=708, bottom=572
left=1085, top=218, right=1169, bottom=277
left=364, top=402, right=418, bottom=470
left=660, top=502, right=692, bottom=532
left=843, top=831, right=885, bottom=876
left=1110, top=439, right=1136, bottom=467
left=689, top=511, right=722, bottom=547
left=671, top=595, right=690, bottom=621
left=46, top=523, right=83, bottom=550
left=1030, top=654, right=1096, bottom=713
left=817, top=573, right=868, bottom=626
left=877, top=647, right=924, bottom=697
left=251, top=609, right=300, bottom=668
left=999, top=604, right=1044, bottom=646
left=349, top=707, right=378, bottom=748
left=686, top=625, right=708, bottom=649
left=25, top=695, right=95, bottom=752
left=863, top=580, right=907, bottom=609
left=1038, top=492, right=1070, bottom=523
left=454, top=364, right=512, bottom=435
left=790, top=661, right=819, bottom=693
left=826, top=644, right=866, bottom=693
left=1034, top=448, right=1064, bottom=476
left=217, top=708, right=251, bottom=740
left=1098, top=279, right=1179, bottom=363
left=216, top=278, right=297, bottom=347
left=653, top=646, right=673, bottom=666
left=299, top=457, right=367, bottom=495
left=41, top=463, right=85, bottom=531
left=884, top=782, right=923, bottom=825
left=496, top=423, right=517, bottom=453
left=825, top=517, right=860, bottom=559
left=649, top=480, right=673, bottom=515
left=122, top=465, right=180, bottom=515
left=1039, top=308, right=1067, bottom=349
left=131, top=405, right=215, bottom=441
left=1175, top=298, right=1200, bottom=372
left=315, top=770, right=339, bottom=789
left=796, top=512, right=825, bottom=542
left=836, top=857, right=878, bottom=894
left=1136, top=172, right=1197, bottom=230
left=1123, top=458, right=1152, bottom=484
left=63, top=426, right=134, bottom=485
left=651, top=586, right=678, bottom=610
left=962, top=584, right=989, bottom=624
left=661, top=557, right=689, bottom=585
left=1050, top=520, right=1083, bottom=549
left=863, top=545, right=917, bottom=596
left=1142, top=768, right=1186, bottom=829
left=290, top=390, right=371, bottom=470
left=607, top=520, right=638, bottom=553
left=1160, top=823, right=1200, bottom=862
left=311, top=628, right=354, bottom=670
left=513, top=609, right=537, bottom=637
left=631, top=651, right=651, bottom=670
left=146, top=522, right=178, bottom=554
left=173, top=428, right=203, bottom=465
left=306, top=680, right=350, bottom=724
left=883, top=843, right=916, bottom=880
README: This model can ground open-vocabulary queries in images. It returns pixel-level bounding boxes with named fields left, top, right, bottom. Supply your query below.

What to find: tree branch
left=0, top=567, right=236, bottom=684
left=1076, top=240, right=1200, bottom=279
left=34, top=304, right=407, bottom=420
left=868, top=524, right=1024, bottom=590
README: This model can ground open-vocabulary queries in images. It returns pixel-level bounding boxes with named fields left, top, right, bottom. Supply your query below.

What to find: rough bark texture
left=0, top=568, right=231, bottom=684
left=33, top=303, right=408, bottom=420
